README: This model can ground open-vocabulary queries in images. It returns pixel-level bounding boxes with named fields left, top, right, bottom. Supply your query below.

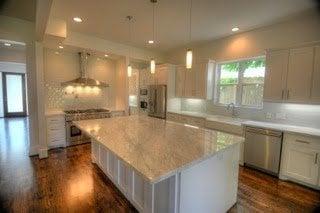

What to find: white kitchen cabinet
left=264, top=43, right=320, bottom=104
left=280, top=133, right=320, bottom=188
left=287, top=46, right=314, bottom=102
left=175, top=65, right=186, bottom=97
left=311, top=46, right=320, bottom=102
left=264, top=50, right=288, bottom=101
left=175, top=61, right=215, bottom=99
left=46, top=114, right=66, bottom=148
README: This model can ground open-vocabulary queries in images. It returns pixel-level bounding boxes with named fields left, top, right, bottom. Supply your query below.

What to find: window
left=216, top=57, right=265, bottom=107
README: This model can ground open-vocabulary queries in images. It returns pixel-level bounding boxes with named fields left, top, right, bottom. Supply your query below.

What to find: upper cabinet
left=175, top=61, right=215, bottom=99
left=287, top=47, right=314, bottom=102
left=264, top=43, right=320, bottom=104
left=264, top=50, right=288, bottom=101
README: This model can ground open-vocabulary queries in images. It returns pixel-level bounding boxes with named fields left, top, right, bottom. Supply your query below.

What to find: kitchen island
left=74, top=115, right=244, bottom=213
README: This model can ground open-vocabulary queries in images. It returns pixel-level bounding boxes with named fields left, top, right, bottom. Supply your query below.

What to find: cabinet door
left=175, top=66, right=186, bottom=97
left=155, top=67, right=167, bottom=85
left=287, top=47, right=314, bottom=102
left=194, top=63, right=207, bottom=99
left=283, top=144, right=319, bottom=185
left=184, top=67, right=197, bottom=97
left=311, top=46, right=320, bottom=102
left=264, top=50, right=288, bottom=101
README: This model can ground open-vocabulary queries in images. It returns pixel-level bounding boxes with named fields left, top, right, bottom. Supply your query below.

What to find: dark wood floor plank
left=0, top=118, right=319, bottom=212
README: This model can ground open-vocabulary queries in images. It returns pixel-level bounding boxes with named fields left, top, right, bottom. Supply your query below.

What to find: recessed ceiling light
left=104, top=54, right=109, bottom=57
left=232, top=27, right=239, bottom=32
left=58, top=45, right=64, bottom=49
left=4, top=43, right=12, bottom=47
left=73, top=17, right=83, bottom=23
left=148, top=40, right=154, bottom=44
left=55, top=51, right=60, bottom=55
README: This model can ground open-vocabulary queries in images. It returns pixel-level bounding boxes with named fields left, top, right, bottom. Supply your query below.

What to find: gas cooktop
left=64, top=109, right=110, bottom=114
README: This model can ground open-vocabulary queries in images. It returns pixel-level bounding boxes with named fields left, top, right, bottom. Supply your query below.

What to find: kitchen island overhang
left=74, top=115, right=244, bottom=213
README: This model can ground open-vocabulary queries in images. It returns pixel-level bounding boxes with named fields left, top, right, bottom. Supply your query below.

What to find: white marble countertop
left=74, top=115, right=244, bottom=183
left=45, top=110, right=65, bottom=116
left=167, top=110, right=207, bottom=118
left=167, top=110, right=320, bottom=138
left=243, top=120, right=320, bottom=138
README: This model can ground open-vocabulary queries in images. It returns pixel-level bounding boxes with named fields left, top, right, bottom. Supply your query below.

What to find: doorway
left=2, top=72, right=27, bottom=117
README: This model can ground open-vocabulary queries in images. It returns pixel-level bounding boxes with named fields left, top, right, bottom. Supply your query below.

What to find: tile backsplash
left=45, top=82, right=110, bottom=110
left=180, top=98, right=320, bottom=128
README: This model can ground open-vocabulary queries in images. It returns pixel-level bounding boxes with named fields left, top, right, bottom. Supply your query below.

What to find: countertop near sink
left=167, top=110, right=320, bottom=138
left=243, top=120, right=320, bottom=138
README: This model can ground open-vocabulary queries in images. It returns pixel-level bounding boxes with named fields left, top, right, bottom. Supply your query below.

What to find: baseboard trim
left=29, top=145, right=38, bottom=156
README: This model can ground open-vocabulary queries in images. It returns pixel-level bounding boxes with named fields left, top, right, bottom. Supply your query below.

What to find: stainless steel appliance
left=244, top=126, right=283, bottom=176
left=64, top=109, right=110, bottom=146
left=148, top=85, right=166, bottom=119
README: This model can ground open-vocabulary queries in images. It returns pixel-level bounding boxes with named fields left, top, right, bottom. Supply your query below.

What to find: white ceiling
left=49, top=0, right=316, bottom=52
left=0, top=0, right=35, bottom=22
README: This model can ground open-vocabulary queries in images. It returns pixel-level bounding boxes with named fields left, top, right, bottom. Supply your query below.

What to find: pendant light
left=127, top=15, right=133, bottom=77
left=186, top=0, right=193, bottom=69
left=150, top=0, right=157, bottom=74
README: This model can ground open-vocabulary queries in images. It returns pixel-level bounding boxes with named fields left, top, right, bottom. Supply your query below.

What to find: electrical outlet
left=265, top=112, right=272, bottom=119
left=276, top=112, right=287, bottom=120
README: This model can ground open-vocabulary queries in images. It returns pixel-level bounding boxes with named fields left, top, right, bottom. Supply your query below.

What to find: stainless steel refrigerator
left=148, top=85, right=167, bottom=119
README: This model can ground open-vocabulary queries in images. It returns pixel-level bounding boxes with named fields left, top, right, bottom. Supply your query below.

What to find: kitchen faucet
left=227, top=103, right=237, bottom=117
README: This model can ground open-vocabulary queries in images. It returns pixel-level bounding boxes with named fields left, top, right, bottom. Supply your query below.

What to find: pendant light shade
left=127, top=65, right=132, bottom=77
left=186, top=49, right=193, bottom=69
left=150, top=0, right=157, bottom=74
left=150, top=59, right=155, bottom=74
left=186, top=0, right=193, bottom=69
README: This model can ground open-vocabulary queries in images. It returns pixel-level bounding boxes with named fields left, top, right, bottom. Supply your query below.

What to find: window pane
left=220, top=63, right=239, bottom=84
left=218, top=85, right=236, bottom=104
left=6, top=75, right=24, bottom=113
left=241, top=84, right=264, bottom=106
left=242, top=59, right=265, bottom=84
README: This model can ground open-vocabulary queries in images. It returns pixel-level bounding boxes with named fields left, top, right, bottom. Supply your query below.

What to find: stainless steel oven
left=66, top=121, right=91, bottom=146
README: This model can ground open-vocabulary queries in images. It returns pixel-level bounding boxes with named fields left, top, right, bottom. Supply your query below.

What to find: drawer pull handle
left=295, top=139, right=310, bottom=144
left=315, top=153, right=318, bottom=164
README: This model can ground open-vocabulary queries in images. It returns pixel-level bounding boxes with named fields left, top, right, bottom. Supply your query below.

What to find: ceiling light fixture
left=58, top=45, right=64, bottom=49
left=186, top=0, right=193, bottom=69
left=126, top=15, right=133, bottom=77
left=104, top=54, right=109, bottom=57
left=232, top=27, right=239, bottom=32
left=73, top=17, right=83, bottom=23
left=150, top=0, right=157, bottom=74
left=4, top=43, right=11, bottom=47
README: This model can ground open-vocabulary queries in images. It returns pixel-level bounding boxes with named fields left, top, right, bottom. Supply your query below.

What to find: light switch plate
left=276, top=112, right=287, bottom=120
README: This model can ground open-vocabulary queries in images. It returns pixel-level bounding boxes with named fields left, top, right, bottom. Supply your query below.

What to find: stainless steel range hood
left=61, top=52, right=109, bottom=87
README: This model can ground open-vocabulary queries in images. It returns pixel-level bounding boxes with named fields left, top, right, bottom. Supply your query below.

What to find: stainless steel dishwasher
left=244, top=126, right=283, bottom=176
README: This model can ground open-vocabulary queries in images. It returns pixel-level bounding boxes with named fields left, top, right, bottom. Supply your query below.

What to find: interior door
left=2, top=72, right=27, bottom=117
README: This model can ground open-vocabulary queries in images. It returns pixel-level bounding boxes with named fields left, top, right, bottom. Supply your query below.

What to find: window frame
left=214, top=56, right=266, bottom=109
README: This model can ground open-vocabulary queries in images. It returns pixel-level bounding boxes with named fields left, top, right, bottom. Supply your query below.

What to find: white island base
left=92, top=140, right=240, bottom=213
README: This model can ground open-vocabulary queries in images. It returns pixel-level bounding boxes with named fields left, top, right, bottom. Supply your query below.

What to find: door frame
left=2, top=72, right=27, bottom=117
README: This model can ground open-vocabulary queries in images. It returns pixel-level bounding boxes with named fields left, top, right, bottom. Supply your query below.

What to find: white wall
left=168, top=10, right=320, bottom=129
left=44, top=48, right=118, bottom=110
left=166, top=9, right=320, bottom=64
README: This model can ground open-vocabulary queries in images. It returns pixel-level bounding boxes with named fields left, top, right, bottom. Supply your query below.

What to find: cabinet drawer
left=48, top=129, right=66, bottom=140
left=48, top=138, right=65, bottom=145
left=285, top=133, right=320, bottom=149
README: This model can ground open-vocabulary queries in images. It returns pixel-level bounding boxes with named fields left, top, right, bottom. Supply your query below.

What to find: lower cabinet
left=92, top=140, right=178, bottom=213
left=280, top=133, right=320, bottom=189
left=46, top=114, right=66, bottom=148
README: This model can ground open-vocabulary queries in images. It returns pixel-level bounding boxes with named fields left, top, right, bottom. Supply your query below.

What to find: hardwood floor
left=0, top=117, right=319, bottom=212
